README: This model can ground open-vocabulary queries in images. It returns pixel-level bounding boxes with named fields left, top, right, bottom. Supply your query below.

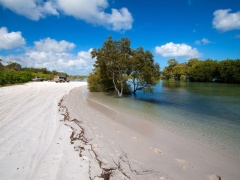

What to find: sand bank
left=1, top=83, right=240, bottom=180
left=61, top=86, right=240, bottom=180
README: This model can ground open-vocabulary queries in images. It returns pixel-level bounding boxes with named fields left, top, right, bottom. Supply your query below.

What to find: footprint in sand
left=53, top=153, right=63, bottom=160
left=115, top=150, right=121, bottom=157
left=108, top=140, right=115, bottom=144
left=131, top=136, right=141, bottom=142
left=116, top=128, right=120, bottom=133
left=209, top=174, right=221, bottom=180
left=175, top=159, right=195, bottom=169
left=160, top=176, right=167, bottom=180
left=149, top=146, right=161, bottom=154
left=95, top=134, right=103, bottom=139
left=133, top=159, right=144, bottom=167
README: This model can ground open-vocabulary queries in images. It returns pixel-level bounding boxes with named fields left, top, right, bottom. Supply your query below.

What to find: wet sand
left=60, top=86, right=240, bottom=180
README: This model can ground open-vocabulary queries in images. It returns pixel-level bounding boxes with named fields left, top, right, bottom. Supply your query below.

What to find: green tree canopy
left=5, top=61, right=22, bottom=71
left=162, top=58, right=240, bottom=83
left=0, top=59, right=4, bottom=70
left=188, top=59, right=218, bottom=82
left=130, top=47, right=160, bottom=93
left=162, top=59, right=179, bottom=79
left=218, top=59, right=240, bottom=83
left=88, top=36, right=161, bottom=97
left=91, top=36, right=131, bottom=97
left=0, top=60, right=76, bottom=86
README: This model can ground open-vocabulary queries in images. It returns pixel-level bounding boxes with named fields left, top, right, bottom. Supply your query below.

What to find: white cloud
left=213, top=9, right=240, bottom=32
left=195, top=38, right=211, bottom=45
left=105, top=8, right=133, bottom=31
left=0, top=37, right=95, bottom=75
left=34, top=37, right=75, bottom=53
left=0, top=0, right=58, bottom=20
left=0, top=27, right=26, bottom=50
left=27, top=50, right=94, bottom=75
left=155, top=42, right=202, bottom=59
left=202, top=38, right=210, bottom=44
left=0, top=0, right=133, bottom=31
left=56, top=0, right=133, bottom=31
left=44, top=1, right=59, bottom=15
left=78, top=48, right=93, bottom=59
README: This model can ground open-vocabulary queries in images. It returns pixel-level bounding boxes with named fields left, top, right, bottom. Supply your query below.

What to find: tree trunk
left=112, top=73, right=123, bottom=97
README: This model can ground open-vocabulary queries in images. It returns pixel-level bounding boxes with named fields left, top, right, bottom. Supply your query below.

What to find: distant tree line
left=0, top=60, right=70, bottom=86
left=68, top=75, right=88, bottom=81
left=162, top=58, right=240, bottom=83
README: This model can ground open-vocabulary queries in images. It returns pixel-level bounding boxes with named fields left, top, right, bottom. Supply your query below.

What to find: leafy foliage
left=0, top=70, right=32, bottom=86
left=218, top=59, right=240, bottom=83
left=129, top=47, right=160, bottom=93
left=188, top=59, right=218, bottom=82
left=162, top=58, right=240, bottom=83
left=0, top=59, right=4, bottom=71
left=88, top=37, right=161, bottom=97
left=0, top=61, right=77, bottom=86
left=88, top=70, right=105, bottom=92
left=5, top=62, right=22, bottom=71
left=91, top=36, right=132, bottom=97
left=68, top=75, right=87, bottom=81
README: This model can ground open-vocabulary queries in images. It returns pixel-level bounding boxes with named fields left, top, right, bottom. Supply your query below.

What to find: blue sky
left=0, top=0, right=240, bottom=75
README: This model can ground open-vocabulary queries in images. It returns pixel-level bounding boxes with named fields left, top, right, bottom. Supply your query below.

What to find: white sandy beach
left=0, top=82, right=240, bottom=180
left=0, top=82, right=87, bottom=180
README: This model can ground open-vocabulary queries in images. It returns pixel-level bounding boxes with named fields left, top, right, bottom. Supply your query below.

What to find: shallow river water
left=85, top=80, right=240, bottom=159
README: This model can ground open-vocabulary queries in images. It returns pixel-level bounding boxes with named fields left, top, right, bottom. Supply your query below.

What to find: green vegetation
left=0, top=60, right=83, bottom=86
left=0, top=61, right=32, bottom=86
left=0, top=70, right=32, bottom=86
left=162, top=58, right=240, bottom=83
left=88, top=36, right=160, bottom=97
left=68, top=75, right=88, bottom=81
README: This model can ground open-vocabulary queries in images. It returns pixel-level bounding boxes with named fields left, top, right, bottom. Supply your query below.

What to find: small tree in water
left=89, top=36, right=160, bottom=97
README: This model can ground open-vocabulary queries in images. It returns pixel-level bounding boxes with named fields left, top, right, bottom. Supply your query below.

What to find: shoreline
left=62, top=86, right=240, bottom=180
left=85, top=85, right=240, bottom=161
left=1, top=82, right=239, bottom=179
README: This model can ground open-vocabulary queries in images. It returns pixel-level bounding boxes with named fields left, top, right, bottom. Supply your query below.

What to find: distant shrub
left=0, top=71, right=33, bottom=85
left=87, top=72, right=103, bottom=92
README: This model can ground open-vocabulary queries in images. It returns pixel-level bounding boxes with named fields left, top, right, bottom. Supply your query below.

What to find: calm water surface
left=85, top=81, right=240, bottom=159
